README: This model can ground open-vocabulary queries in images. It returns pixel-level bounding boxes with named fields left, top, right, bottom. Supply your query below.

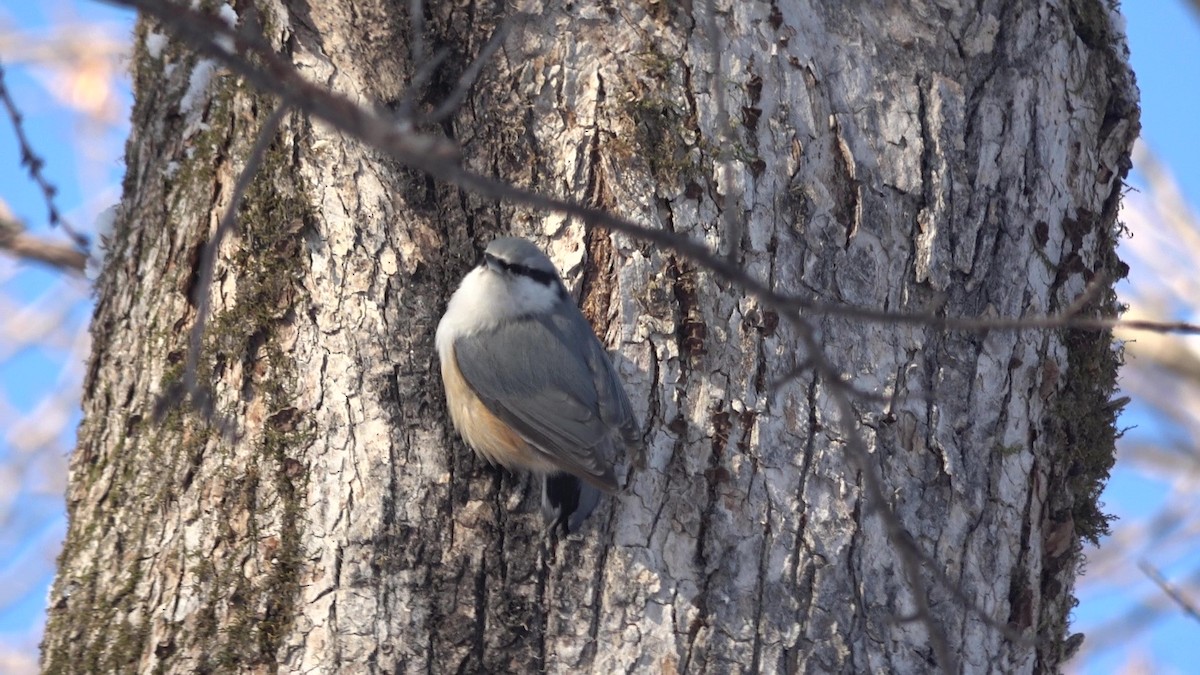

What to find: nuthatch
left=436, top=237, right=639, bottom=531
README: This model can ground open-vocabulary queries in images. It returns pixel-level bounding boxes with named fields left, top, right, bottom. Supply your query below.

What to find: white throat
left=436, top=267, right=562, bottom=357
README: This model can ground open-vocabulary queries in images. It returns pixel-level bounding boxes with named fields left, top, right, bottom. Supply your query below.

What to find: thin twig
left=188, top=104, right=289, bottom=390
left=110, top=2, right=1148, bottom=666
left=768, top=359, right=814, bottom=396
left=701, top=0, right=743, bottom=260
left=0, top=59, right=90, bottom=251
left=399, top=48, right=449, bottom=124
left=395, top=0, right=438, bottom=124
left=154, top=103, right=289, bottom=420
left=104, top=0, right=1198, bottom=340
left=1081, top=564, right=1200, bottom=653
left=795, top=319, right=957, bottom=673
left=409, top=0, right=426, bottom=67
left=767, top=358, right=893, bottom=404
left=443, top=166, right=1194, bottom=337
left=426, top=19, right=512, bottom=123
left=107, top=0, right=458, bottom=165
left=1062, top=271, right=1110, bottom=317
left=1139, top=560, right=1200, bottom=623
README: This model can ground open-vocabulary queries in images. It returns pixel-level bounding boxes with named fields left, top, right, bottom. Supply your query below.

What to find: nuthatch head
left=435, top=237, right=639, bottom=531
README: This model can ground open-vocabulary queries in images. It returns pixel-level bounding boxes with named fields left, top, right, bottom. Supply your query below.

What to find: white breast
left=435, top=266, right=561, bottom=358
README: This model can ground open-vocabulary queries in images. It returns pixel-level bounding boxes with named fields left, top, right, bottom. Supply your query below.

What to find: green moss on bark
left=191, top=93, right=315, bottom=670
left=45, top=60, right=315, bottom=671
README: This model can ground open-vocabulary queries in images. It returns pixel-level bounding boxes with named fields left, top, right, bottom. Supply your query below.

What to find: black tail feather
left=541, top=472, right=600, bottom=532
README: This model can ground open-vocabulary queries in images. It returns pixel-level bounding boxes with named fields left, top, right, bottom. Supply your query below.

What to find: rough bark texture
left=42, top=1, right=1137, bottom=673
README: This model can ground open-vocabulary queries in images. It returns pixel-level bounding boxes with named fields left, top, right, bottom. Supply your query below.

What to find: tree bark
left=42, top=1, right=1137, bottom=673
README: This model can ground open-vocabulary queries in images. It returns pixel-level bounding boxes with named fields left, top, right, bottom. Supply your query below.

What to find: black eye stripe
left=515, top=265, right=557, bottom=285
left=485, top=253, right=557, bottom=285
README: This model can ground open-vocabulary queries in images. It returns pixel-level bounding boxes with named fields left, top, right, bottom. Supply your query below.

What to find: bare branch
left=1139, top=560, right=1200, bottom=624
left=791, top=316, right=1038, bottom=667
left=1062, top=271, right=1110, bottom=318
left=1082, top=566, right=1200, bottom=652
left=445, top=161, right=1193, bottom=336
left=426, top=19, right=513, bottom=123
left=767, top=358, right=892, bottom=404
left=0, top=223, right=87, bottom=273
left=105, top=0, right=458, bottom=166
left=701, top=0, right=743, bottom=260
left=110, top=3, right=1151, bottom=664
left=408, top=0, right=427, bottom=67
left=397, top=48, right=449, bottom=124
left=793, top=319, right=956, bottom=673
left=153, top=103, right=289, bottom=421
left=105, top=0, right=1196, bottom=340
left=0, top=59, right=90, bottom=251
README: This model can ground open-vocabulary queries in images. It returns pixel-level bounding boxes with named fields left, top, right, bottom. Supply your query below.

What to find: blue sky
left=1075, top=3, right=1200, bottom=672
left=0, top=0, right=133, bottom=662
left=1, top=1, right=1197, bottom=672
left=1127, top=3, right=1200, bottom=203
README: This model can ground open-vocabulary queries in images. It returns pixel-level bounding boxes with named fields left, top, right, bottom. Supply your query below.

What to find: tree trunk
left=42, top=1, right=1137, bottom=673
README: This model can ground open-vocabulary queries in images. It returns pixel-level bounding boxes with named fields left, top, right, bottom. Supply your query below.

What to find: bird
left=435, top=236, right=639, bottom=531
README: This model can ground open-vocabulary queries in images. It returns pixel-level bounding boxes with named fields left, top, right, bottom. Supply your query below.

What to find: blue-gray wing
left=453, top=307, right=637, bottom=492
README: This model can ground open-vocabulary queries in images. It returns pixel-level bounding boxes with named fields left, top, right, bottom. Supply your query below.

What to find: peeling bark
left=42, top=1, right=1137, bottom=673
